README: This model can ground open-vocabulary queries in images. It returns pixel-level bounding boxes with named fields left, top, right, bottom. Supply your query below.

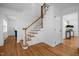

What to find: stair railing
left=21, top=4, right=45, bottom=49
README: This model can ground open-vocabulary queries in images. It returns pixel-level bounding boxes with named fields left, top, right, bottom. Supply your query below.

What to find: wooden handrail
left=23, top=16, right=41, bottom=30
left=42, top=3, right=45, bottom=7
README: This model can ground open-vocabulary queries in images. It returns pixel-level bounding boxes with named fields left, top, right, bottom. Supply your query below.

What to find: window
left=3, top=19, right=7, bottom=32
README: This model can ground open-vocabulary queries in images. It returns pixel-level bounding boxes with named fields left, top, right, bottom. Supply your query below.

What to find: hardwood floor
left=0, top=46, right=4, bottom=56
left=0, top=36, right=79, bottom=56
left=4, top=36, right=17, bottom=56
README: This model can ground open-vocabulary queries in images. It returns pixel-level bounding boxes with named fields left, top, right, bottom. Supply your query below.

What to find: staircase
left=20, top=3, right=49, bottom=49
left=20, top=16, right=43, bottom=49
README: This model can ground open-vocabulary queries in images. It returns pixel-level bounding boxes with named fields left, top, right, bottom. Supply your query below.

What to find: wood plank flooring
left=4, top=36, right=17, bottom=56
left=17, top=36, right=79, bottom=56
left=0, top=36, right=79, bottom=56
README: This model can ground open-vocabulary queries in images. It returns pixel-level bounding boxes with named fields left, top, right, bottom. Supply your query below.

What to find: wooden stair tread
left=27, top=33, right=37, bottom=35
left=31, top=29, right=40, bottom=31
left=27, top=34, right=35, bottom=37
left=28, top=32, right=38, bottom=34
left=29, top=35, right=35, bottom=37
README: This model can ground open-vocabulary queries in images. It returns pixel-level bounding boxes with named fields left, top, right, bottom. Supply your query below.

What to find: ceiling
left=0, top=3, right=79, bottom=12
left=0, top=3, right=79, bottom=14
left=51, top=3, right=79, bottom=10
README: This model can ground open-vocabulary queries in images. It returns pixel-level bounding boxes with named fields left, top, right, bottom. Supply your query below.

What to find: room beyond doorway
left=62, top=12, right=78, bottom=48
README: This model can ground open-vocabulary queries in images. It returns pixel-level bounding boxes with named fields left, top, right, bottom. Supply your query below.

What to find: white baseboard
left=43, top=41, right=62, bottom=47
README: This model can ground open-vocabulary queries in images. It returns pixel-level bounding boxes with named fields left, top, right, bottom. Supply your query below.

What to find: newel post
left=23, top=28, right=27, bottom=44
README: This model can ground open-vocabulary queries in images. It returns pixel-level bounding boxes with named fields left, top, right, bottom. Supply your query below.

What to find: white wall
left=42, top=6, right=62, bottom=47
left=30, top=6, right=62, bottom=47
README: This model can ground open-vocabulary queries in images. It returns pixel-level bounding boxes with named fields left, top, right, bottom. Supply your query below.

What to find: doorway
left=62, top=12, right=78, bottom=49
